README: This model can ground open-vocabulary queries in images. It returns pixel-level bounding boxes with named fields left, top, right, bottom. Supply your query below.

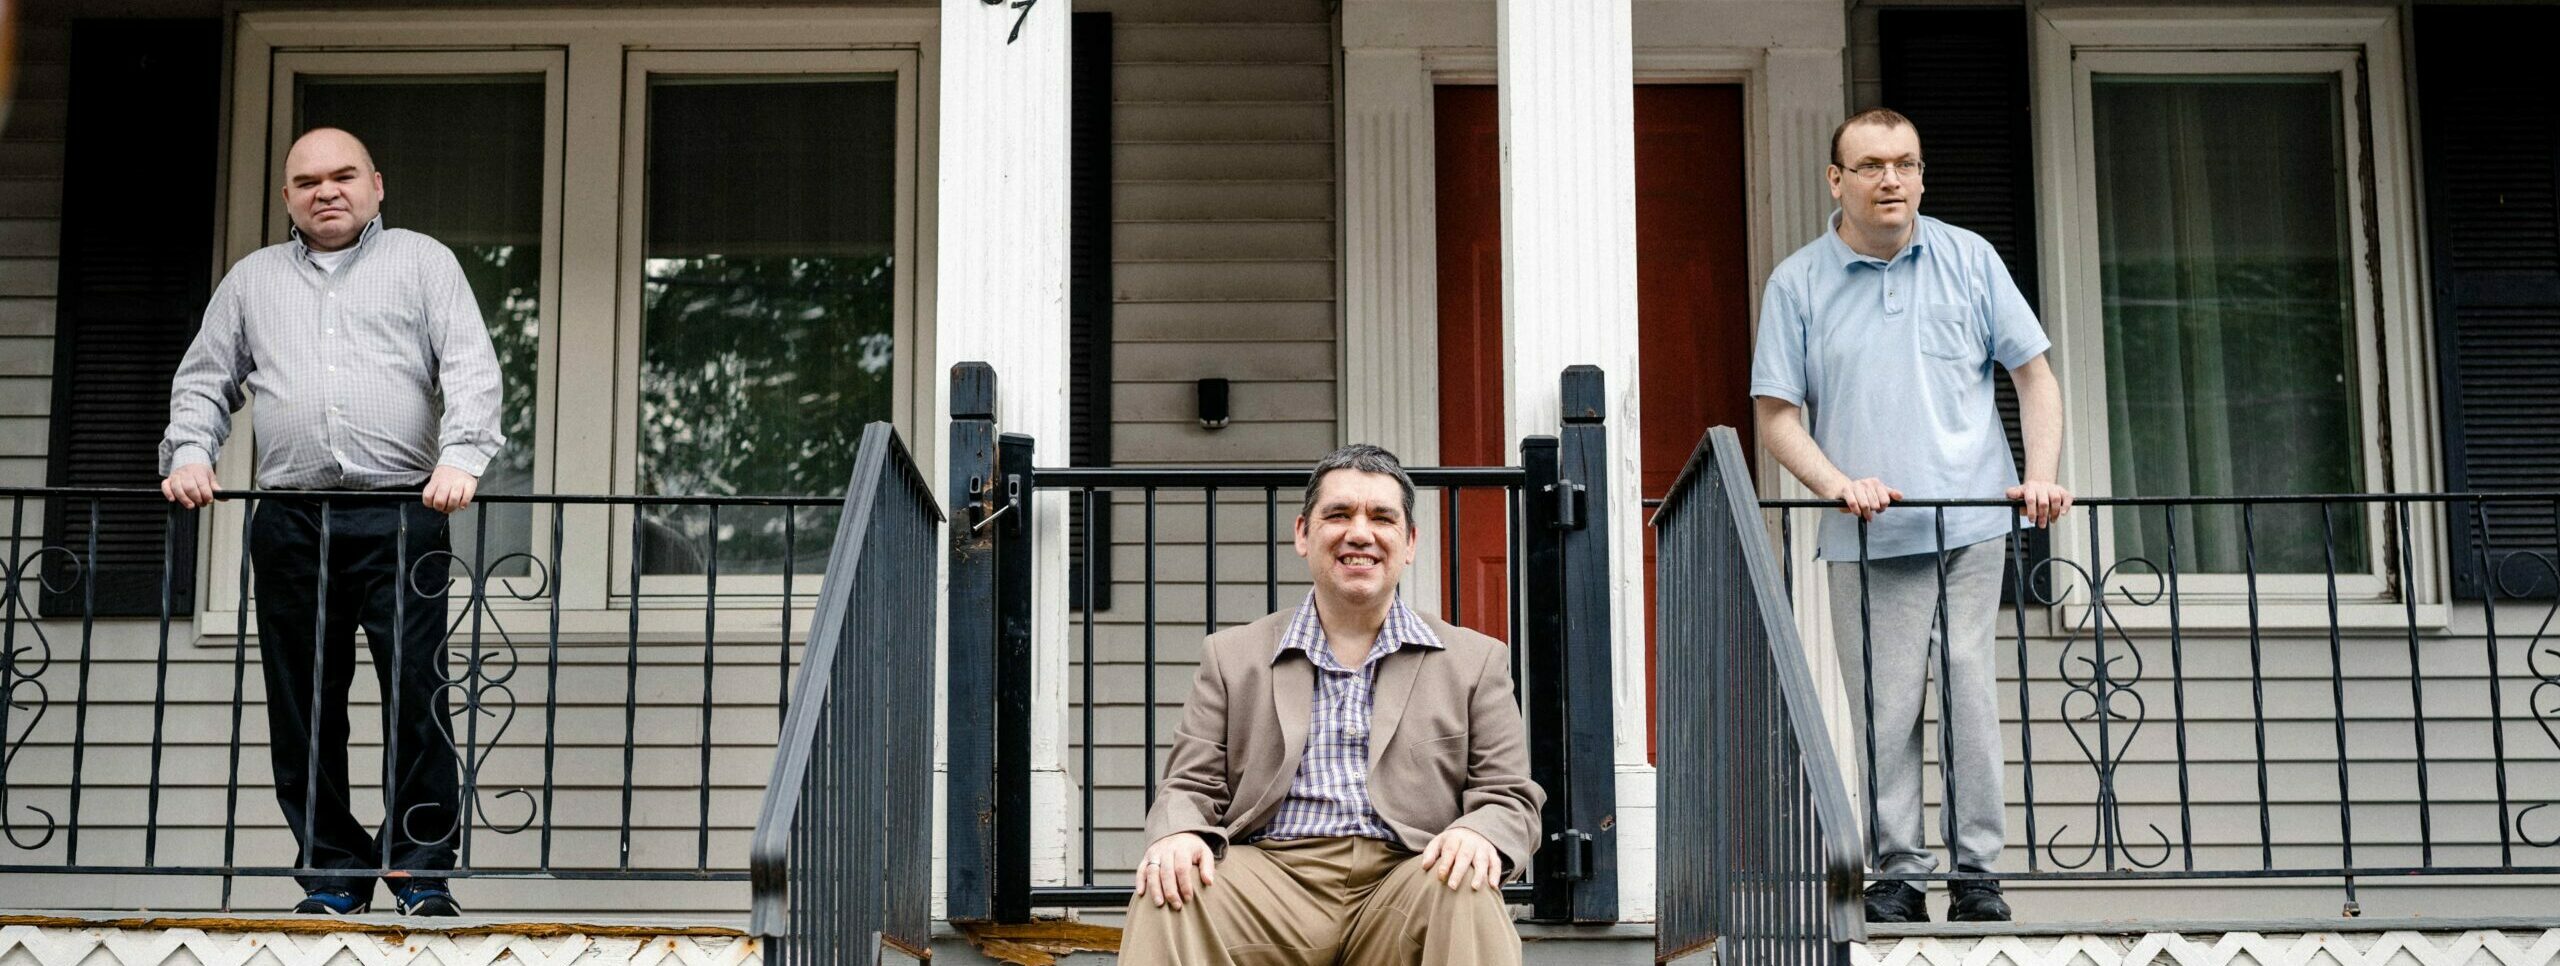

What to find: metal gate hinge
left=1548, top=829, right=1594, bottom=880
left=1546, top=479, right=1588, bottom=531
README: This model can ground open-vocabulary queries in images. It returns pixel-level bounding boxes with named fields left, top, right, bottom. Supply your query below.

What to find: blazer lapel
left=1268, top=657, right=1315, bottom=791
left=1367, top=646, right=1426, bottom=773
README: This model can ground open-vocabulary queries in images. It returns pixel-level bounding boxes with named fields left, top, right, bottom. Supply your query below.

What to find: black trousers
left=251, top=497, right=459, bottom=895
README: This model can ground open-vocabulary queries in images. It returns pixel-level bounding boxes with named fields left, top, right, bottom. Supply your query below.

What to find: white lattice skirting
left=1860, top=931, right=2560, bottom=966
left=0, top=925, right=761, bottom=966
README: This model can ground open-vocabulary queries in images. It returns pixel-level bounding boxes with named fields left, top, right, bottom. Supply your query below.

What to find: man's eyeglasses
left=1835, top=160, right=1926, bottom=183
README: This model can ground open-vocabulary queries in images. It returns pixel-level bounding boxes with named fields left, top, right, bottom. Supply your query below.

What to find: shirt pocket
left=1919, top=302, right=1982, bottom=362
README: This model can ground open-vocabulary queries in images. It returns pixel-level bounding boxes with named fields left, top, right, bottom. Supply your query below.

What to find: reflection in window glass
left=2093, top=74, right=2368, bottom=573
left=299, top=76, right=545, bottom=577
left=639, top=77, right=897, bottom=575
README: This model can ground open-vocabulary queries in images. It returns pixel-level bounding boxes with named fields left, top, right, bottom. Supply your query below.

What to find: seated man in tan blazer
left=1122, top=444, right=1545, bottom=966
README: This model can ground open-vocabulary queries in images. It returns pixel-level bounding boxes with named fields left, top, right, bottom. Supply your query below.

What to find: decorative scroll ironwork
left=2496, top=547, right=2560, bottom=848
left=0, top=540, right=77, bottom=851
left=2029, top=553, right=2175, bottom=871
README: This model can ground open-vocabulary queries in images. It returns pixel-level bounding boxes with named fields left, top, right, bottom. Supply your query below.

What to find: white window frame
left=2030, top=7, right=2444, bottom=631
left=609, top=49, right=921, bottom=602
left=201, top=10, right=939, bottom=643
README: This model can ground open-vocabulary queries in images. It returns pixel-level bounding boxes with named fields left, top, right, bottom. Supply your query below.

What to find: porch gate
left=943, top=362, right=1622, bottom=925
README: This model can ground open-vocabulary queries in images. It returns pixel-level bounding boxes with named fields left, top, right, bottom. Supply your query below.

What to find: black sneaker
left=1947, top=878, right=2011, bottom=922
left=1862, top=880, right=1927, bottom=923
left=393, top=883, right=462, bottom=917
left=292, top=889, right=369, bottom=916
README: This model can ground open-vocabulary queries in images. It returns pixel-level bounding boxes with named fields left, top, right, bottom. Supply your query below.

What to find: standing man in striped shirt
left=1121, top=444, right=1543, bottom=965
left=159, top=127, right=504, bottom=918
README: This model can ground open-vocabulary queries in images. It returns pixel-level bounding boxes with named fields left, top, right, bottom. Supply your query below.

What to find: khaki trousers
left=1117, top=836, right=1521, bottom=966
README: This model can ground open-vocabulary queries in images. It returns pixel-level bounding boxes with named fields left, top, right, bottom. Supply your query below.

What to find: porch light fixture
left=1197, top=378, right=1231, bottom=430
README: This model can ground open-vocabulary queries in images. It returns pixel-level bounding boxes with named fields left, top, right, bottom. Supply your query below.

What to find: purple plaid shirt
left=1246, top=592, right=1445, bottom=845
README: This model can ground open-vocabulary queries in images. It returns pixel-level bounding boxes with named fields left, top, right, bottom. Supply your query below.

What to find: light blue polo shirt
left=1749, top=214, right=2050, bottom=561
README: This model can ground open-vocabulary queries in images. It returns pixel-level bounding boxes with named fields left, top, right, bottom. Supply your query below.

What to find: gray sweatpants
left=1827, top=535, right=2007, bottom=880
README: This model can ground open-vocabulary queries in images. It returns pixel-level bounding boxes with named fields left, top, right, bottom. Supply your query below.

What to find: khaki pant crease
left=1117, top=836, right=1521, bottom=966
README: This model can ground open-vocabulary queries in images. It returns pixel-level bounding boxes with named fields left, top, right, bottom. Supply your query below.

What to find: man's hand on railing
left=1827, top=477, right=1903, bottom=521
left=423, top=465, right=481, bottom=514
left=1137, top=832, right=1218, bottom=911
left=161, top=463, right=218, bottom=509
left=2006, top=480, right=2074, bottom=527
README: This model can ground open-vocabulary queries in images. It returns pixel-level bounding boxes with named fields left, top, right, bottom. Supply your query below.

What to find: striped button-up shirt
left=1248, top=592, right=1445, bottom=845
left=160, top=218, right=505, bottom=488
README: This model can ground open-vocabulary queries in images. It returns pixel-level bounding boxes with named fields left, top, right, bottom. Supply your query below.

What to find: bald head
left=280, top=126, right=383, bottom=252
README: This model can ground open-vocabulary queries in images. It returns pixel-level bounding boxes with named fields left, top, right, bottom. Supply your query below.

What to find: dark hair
left=1830, top=107, right=1918, bottom=167
left=1299, top=444, right=1417, bottom=523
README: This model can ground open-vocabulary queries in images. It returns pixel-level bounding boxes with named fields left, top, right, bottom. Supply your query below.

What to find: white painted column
left=1494, top=0, right=1650, bottom=922
left=936, top=0, right=1076, bottom=901
left=1761, top=44, right=1865, bottom=808
left=1340, top=46, right=1444, bottom=612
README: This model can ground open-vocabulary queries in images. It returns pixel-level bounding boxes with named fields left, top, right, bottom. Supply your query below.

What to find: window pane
left=2092, top=74, right=2368, bottom=573
left=638, top=77, right=898, bottom=575
left=299, top=76, right=546, bottom=578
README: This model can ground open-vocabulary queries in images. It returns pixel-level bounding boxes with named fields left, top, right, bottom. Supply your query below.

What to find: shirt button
left=327, top=365, right=337, bottom=372
left=325, top=328, right=334, bottom=335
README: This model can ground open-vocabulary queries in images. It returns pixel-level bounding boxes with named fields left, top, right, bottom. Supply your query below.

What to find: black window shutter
left=2418, top=5, right=2560, bottom=600
left=1878, top=8, right=2051, bottom=600
left=42, top=20, right=223, bottom=617
left=1068, top=12, right=1114, bottom=612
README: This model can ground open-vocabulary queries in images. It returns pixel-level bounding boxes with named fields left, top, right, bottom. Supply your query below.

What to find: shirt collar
left=1271, top=591, right=1446, bottom=669
left=1824, top=209, right=1928, bottom=268
left=290, top=215, right=384, bottom=262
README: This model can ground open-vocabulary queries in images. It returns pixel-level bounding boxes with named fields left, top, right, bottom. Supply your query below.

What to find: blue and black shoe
left=393, top=882, right=462, bottom=917
left=291, top=889, right=369, bottom=916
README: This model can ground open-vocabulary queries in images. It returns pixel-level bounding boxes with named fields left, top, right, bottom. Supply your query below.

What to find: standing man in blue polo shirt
left=1750, top=108, right=2071, bottom=923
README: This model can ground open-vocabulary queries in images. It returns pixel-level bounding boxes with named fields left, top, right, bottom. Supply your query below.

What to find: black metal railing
left=1745, top=467, right=2560, bottom=915
left=944, top=362, right=1621, bottom=925
left=0, top=480, right=857, bottom=909
left=750, top=422, right=942, bottom=965
left=1654, top=428, right=1864, bottom=964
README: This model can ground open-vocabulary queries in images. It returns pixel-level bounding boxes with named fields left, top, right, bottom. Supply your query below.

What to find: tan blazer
left=1141, top=607, right=1547, bottom=874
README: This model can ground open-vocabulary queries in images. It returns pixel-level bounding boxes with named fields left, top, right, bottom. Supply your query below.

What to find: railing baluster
left=622, top=505, right=643, bottom=869
left=2242, top=503, right=2272, bottom=869
left=700, top=505, right=720, bottom=872
left=1081, top=485, right=1097, bottom=886
left=1205, top=486, right=1218, bottom=636
left=2010, top=510, right=2040, bottom=873
left=1264, top=487, right=1278, bottom=614
left=2471, top=499, right=2516, bottom=867
left=67, top=500, right=100, bottom=868
left=2086, top=502, right=2116, bottom=870
left=543, top=501, right=563, bottom=871
left=781, top=510, right=796, bottom=726
left=1933, top=512, right=1971, bottom=872
left=1855, top=519, right=1880, bottom=867
left=1143, top=487, right=1158, bottom=810
left=147, top=499, right=179, bottom=866
left=2162, top=503, right=2195, bottom=871
left=1447, top=485, right=1462, bottom=624
left=2397, top=498, right=2432, bottom=868
left=462, top=499, right=488, bottom=871
left=222, top=498, right=254, bottom=909
left=388, top=506, right=411, bottom=876
left=2318, top=502, right=2358, bottom=912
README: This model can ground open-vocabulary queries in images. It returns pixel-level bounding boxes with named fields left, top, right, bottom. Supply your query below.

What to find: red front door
left=1433, top=84, right=1754, bottom=758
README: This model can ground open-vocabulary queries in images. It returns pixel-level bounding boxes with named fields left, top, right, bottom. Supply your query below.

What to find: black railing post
left=1553, top=364, right=1620, bottom=922
left=993, top=431, right=1037, bottom=924
left=945, top=362, right=1001, bottom=923
left=1521, top=432, right=1570, bottom=921
left=1523, top=364, right=1622, bottom=923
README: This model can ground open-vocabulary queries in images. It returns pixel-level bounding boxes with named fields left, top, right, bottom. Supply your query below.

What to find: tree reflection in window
left=637, top=254, right=893, bottom=575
